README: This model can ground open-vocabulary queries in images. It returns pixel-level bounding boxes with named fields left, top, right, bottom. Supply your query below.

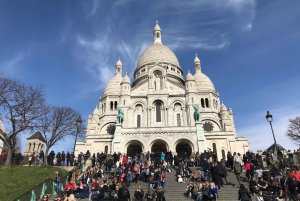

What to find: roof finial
left=188, top=69, right=190, bottom=73
left=125, top=72, right=127, bottom=75
left=195, top=53, right=197, bottom=57
left=156, top=20, right=158, bottom=25
left=222, top=101, right=224, bottom=105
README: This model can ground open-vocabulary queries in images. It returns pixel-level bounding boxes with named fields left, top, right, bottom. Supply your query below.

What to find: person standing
left=39, top=150, right=44, bottom=166
left=61, top=151, right=65, bottom=166
left=211, top=162, right=222, bottom=191
left=234, top=161, right=242, bottom=186
left=134, top=161, right=141, bottom=183
left=161, top=170, right=167, bottom=192
left=66, top=151, right=70, bottom=166
left=29, top=152, right=35, bottom=166
left=55, top=171, right=63, bottom=194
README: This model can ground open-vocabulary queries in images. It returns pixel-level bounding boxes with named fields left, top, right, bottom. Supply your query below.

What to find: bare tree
left=36, top=106, right=85, bottom=165
left=0, top=75, right=49, bottom=165
left=286, top=116, right=300, bottom=145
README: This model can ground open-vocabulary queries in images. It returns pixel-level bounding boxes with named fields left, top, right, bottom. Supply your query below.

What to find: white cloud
left=0, top=53, right=24, bottom=75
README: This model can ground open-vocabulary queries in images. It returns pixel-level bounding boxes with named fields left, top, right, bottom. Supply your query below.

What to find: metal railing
left=13, top=178, right=54, bottom=201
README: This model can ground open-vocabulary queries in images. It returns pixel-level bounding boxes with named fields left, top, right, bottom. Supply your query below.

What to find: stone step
left=48, top=167, right=249, bottom=201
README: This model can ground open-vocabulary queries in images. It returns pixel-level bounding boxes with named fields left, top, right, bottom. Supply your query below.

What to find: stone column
left=165, top=107, right=168, bottom=126
left=112, top=123, right=122, bottom=153
left=196, top=122, right=207, bottom=153
left=182, top=107, right=187, bottom=126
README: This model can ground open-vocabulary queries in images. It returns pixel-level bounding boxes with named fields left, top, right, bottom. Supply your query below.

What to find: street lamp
left=73, top=116, right=82, bottom=154
left=266, top=111, right=278, bottom=160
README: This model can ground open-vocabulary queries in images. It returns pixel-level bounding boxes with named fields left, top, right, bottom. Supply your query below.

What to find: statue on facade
left=193, top=104, right=201, bottom=122
left=117, top=107, right=124, bottom=124
left=155, top=75, right=161, bottom=90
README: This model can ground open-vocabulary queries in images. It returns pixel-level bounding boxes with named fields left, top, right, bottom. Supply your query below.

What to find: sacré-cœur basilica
left=75, top=22, right=249, bottom=160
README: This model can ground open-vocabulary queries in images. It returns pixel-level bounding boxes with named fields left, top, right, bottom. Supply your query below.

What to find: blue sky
left=1, top=0, right=300, bottom=154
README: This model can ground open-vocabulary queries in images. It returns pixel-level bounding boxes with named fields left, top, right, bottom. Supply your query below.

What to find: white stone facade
left=76, top=22, right=250, bottom=160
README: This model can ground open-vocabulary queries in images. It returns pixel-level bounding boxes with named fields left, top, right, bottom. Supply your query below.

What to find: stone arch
left=131, top=99, right=147, bottom=109
left=201, top=118, right=221, bottom=131
left=220, top=147, right=226, bottom=160
left=170, top=99, right=185, bottom=109
left=123, top=137, right=147, bottom=155
left=149, top=67, right=166, bottom=76
left=173, top=138, right=195, bottom=159
left=148, top=138, right=170, bottom=153
left=126, top=140, right=144, bottom=158
left=152, top=99, right=167, bottom=107
left=100, top=122, right=116, bottom=135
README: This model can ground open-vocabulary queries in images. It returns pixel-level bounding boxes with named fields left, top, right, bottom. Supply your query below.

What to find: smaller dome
left=154, top=21, right=161, bottom=32
left=116, top=57, right=122, bottom=66
left=185, top=70, right=195, bottom=81
left=93, top=106, right=99, bottom=115
left=122, top=73, right=131, bottom=84
left=103, top=74, right=122, bottom=95
left=193, top=71, right=215, bottom=91
left=194, top=54, right=200, bottom=64
left=220, top=102, right=227, bottom=112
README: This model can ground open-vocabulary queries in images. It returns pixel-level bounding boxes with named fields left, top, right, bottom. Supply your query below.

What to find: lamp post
left=266, top=111, right=278, bottom=161
left=73, top=116, right=82, bottom=154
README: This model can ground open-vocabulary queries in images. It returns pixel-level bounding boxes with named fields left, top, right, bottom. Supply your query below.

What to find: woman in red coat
left=122, top=155, right=127, bottom=165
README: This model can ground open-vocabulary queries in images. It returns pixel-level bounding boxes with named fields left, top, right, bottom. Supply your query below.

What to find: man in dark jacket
left=133, top=184, right=144, bottom=201
left=118, top=182, right=130, bottom=201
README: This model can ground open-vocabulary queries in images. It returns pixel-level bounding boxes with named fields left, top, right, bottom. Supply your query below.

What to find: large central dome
left=137, top=44, right=180, bottom=68
left=136, top=21, right=180, bottom=69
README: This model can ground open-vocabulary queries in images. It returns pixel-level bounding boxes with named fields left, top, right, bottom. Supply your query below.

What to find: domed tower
left=121, top=72, right=131, bottom=94
left=185, top=70, right=196, bottom=93
left=101, top=58, right=123, bottom=113
left=132, top=21, right=185, bottom=91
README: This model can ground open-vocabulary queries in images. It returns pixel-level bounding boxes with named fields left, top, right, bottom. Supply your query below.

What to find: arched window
left=156, top=103, right=162, bottom=122
left=177, top=114, right=181, bottom=126
left=33, top=143, right=36, bottom=151
left=104, top=146, right=108, bottom=155
left=29, top=143, right=31, bottom=151
left=212, top=143, right=218, bottom=161
left=104, top=103, right=106, bottom=112
left=114, top=101, right=118, bottom=110
left=110, top=101, right=113, bottom=111
left=137, top=115, right=141, bottom=127
left=222, top=149, right=226, bottom=160
left=201, top=98, right=205, bottom=108
left=123, top=100, right=125, bottom=105
left=157, top=32, right=159, bottom=38
left=191, top=97, right=194, bottom=103
left=205, top=98, right=209, bottom=108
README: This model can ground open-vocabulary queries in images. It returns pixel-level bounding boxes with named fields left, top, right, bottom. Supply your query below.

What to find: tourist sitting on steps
left=238, top=184, right=251, bottom=201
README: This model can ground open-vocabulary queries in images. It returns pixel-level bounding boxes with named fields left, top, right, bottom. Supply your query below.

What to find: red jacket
left=291, top=171, right=300, bottom=181
left=65, top=182, right=75, bottom=190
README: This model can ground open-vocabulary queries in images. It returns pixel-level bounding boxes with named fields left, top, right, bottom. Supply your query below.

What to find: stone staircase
left=49, top=167, right=250, bottom=201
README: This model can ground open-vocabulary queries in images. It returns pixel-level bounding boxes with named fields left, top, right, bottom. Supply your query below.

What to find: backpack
left=234, top=164, right=241, bottom=174
left=91, top=191, right=99, bottom=199
left=107, top=159, right=113, bottom=167
left=103, top=191, right=111, bottom=200
left=121, top=188, right=129, bottom=198
left=289, top=177, right=298, bottom=187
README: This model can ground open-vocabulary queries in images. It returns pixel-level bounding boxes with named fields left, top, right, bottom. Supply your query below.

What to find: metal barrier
left=13, top=178, right=53, bottom=201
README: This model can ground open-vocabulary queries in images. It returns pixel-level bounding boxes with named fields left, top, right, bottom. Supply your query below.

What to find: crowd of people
left=9, top=148, right=300, bottom=201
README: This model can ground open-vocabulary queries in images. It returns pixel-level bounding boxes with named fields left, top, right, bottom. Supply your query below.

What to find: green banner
left=40, top=182, right=47, bottom=198
left=30, top=190, right=36, bottom=201
left=52, top=182, right=57, bottom=195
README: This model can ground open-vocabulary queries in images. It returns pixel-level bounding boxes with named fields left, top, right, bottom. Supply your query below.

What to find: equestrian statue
left=117, top=107, right=124, bottom=124
left=193, top=104, right=201, bottom=122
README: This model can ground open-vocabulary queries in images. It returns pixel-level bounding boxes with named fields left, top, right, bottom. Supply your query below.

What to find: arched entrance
left=127, top=140, right=143, bottom=158
left=151, top=140, right=168, bottom=163
left=175, top=139, right=193, bottom=160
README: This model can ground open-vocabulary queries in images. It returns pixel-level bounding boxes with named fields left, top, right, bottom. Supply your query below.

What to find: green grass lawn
left=0, top=165, right=68, bottom=201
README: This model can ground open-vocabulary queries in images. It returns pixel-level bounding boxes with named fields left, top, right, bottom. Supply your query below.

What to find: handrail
left=13, top=177, right=54, bottom=201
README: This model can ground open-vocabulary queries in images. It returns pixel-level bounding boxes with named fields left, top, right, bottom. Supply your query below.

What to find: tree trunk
left=5, top=146, right=13, bottom=166
left=44, top=146, right=50, bottom=166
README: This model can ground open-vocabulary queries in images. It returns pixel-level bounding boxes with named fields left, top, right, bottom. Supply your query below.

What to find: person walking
left=238, top=184, right=252, bottom=201
left=234, top=161, right=242, bottom=187
left=55, top=171, right=63, bottom=194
